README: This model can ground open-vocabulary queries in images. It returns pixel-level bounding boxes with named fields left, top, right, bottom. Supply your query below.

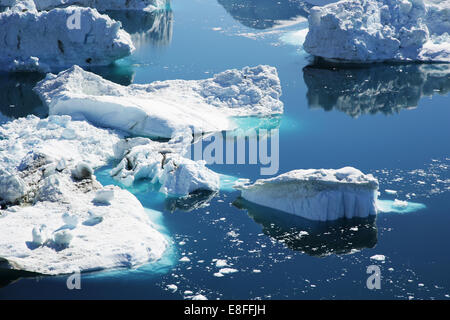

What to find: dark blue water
left=1, top=0, right=449, bottom=299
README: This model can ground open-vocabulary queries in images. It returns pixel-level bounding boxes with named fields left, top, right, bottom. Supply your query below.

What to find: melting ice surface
left=1, top=0, right=450, bottom=300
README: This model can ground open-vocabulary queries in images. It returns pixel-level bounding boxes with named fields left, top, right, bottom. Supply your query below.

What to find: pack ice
left=34, top=65, right=283, bottom=138
left=0, top=116, right=167, bottom=275
left=304, top=0, right=450, bottom=62
left=0, top=4, right=134, bottom=72
left=236, top=167, right=379, bottom=221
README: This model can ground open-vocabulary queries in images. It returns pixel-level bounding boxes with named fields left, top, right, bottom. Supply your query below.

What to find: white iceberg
left=1, top=0, right=169, bottom=11
left=304, top=0, right=450, bottom=62
left=0, top=115, right=168, bottom=275
left=0, top=5, right=134, bottom=72
left=110, top=136, right=220, bottom=195
left=236, top=167, right=379, bottom=221
left=34, top=65, right=283, bottom=139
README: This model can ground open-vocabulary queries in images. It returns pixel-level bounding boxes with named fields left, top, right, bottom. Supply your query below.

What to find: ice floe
left=0, top=4, right=134, bottom=72
left=236, top=167, right=379, bottom=221
left=110, top=136, right=220, bottom=195
left=0, top=116, right=168, bottom=275
left=35, top=65, right=283, bottom=139
left=304, top=0, right=450, bottom=62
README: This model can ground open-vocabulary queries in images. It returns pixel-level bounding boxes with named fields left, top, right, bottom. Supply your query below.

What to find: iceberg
left=303, top=62, right=450, bottom=117
left=110, top=136, right=220, bottom=195
left=34, top=65, right=283, bottom=139
left=0, top=5, right=134, bottom=72
left=0, top=0, right=170, bottom=11
left=304, top=0, right=450, bottom=62
left=0, top=115, right=168, bottom=275
left=236, top=167, right=379, bottom=221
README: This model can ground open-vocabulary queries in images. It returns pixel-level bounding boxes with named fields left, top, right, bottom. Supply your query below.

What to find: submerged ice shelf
left=236, top=167, right=379, bottom=221
left=0, top=4, right=134, bottom=72
left=304, top=0, right=450, bottom=62
left=34, top=65, right=283, bottom=138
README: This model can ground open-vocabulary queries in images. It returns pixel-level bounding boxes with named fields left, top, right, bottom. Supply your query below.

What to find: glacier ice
left=34, top=65, right=283, bottom=139
left=0, top=5, right=134, bottom=72
left=0, top=115, right=168, bottom=275
left=236, top=167, right=379, bottom=221
left=304, top=0, right=450, bottom=62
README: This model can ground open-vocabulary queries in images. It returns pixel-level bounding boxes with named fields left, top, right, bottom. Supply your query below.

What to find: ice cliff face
left=236, top=167, right=379, bottom=221
left=0, top=5, right=134, bottom=72
left=34, top=65, right=283, bottom=138
left=304, top=0, right=450, bottom=62
left=0, top=116, right=167, bottom=275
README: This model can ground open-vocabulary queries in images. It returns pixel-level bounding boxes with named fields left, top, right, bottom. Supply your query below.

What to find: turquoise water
left=1, top=0, right=450, bottom=299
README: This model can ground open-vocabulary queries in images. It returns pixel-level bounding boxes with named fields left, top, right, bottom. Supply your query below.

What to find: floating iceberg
left=0, top=0, right=170, bottom=11
left=0, top=116, right=168, bottom=275
left=304, top=0, right=450, bottom=62
left=35, top=65, right=283, bottom=138
left=236, top=167, right=379, bottom=221
left=303, top=62, right=450, bottom=117
left=110, top=136, right=220, bottom=195
left=0, top=5, right=134, bottom=72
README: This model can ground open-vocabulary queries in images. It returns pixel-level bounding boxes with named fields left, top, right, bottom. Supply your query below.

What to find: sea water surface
left=1, top=0, right=450, bottom=299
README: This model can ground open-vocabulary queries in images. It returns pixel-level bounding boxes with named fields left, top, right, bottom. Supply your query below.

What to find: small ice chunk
left=370, top=254, right=386, bottom=262
left=166, top=284, right=178, bottom=293
left=192, top=294, right=208, bottom=300
left=215, top=259, right=229, bottom=268
left=62, top=212, right=79, bottom=227
left=31, top=225, right=49, bottom=246
left=179, top=256, right=191, bottom=262
left=385, top=189, right=398, bottom=195
left=218, top=268, right=238, bottom=274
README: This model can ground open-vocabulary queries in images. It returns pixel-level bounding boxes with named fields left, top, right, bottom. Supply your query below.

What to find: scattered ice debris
left=236, top=167, right=379, bottom=221
left=0, top=116, right=168, bottom=275
left=304, top=0, right=450, bottom=62
left=370, top=254, right=386, bottom=262
left=35, top=65, right=283, bottom=139
left=0, top=5, right=134, bottom=72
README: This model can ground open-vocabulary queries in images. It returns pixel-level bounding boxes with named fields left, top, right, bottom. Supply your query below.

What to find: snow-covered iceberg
left=0, top=0, right=170, bottom=11
left=34, top=65, right=283, bottom=138
left=236, top=167, right=379, bottom=221
left=303, top=62, right=450, bottom=117
left=0, top=5, right=134, bottom=72
left=0, top=115, right=168, bottom=275
left=304, top=0, right=450, bottom=62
